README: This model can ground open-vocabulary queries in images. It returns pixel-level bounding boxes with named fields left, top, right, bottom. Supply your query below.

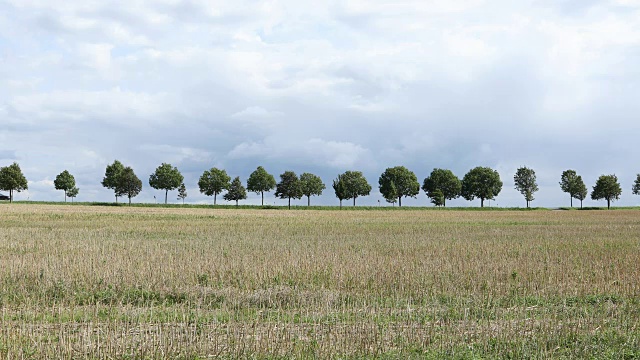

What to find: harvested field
left=1, top=204, right=639, bottom=358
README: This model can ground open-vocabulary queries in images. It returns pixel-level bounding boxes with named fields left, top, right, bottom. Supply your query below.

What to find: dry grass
left=1, top=204, right=639, bottom=358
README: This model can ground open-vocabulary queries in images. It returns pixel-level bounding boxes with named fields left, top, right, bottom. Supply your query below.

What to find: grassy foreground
left=0, top=205, right=639, bottom=358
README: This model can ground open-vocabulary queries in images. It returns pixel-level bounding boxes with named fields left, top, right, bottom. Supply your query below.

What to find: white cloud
left=1, top=0, right=640, bottom=206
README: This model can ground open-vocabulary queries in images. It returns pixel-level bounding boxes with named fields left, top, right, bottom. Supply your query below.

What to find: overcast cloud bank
left=1, top=0, right=640, bottom=207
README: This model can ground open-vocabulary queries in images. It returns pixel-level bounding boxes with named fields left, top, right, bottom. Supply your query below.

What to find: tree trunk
left=307, top=196, right=310, bottom=207
left=10, top=189, right=13, bottom=203
left=480, top=198, right=484, bottom=208
left=339, top=199, right=342, bottom=209
left=353, top=197, right=356, bottom=207
left=128, top=196, right=131, bottom=206
left=580, top=199, right=583, bottom=209
left=570, top=195, right=573, bottom=208
left=64, top=191, right=67, bottom=203
left=443, top=198, right=446, bottom=207
left=214, top=193, right=217, bottom=205
left=261, top=191, right=264, bottom=206
left=398, top=196, right=402, bottom=207
left=607, top=198, right=610, bottom=210
left=236, top=200, right=238, bottom=207
left=288, top=197, right=291, bottom=209
left=165, top=190, right=168, bottom=204
left=115, top=195, right=118, bottom=204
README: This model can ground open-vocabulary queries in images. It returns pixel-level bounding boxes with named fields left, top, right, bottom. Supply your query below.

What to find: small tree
left=102, top=160, right=125, bottom=203
left=431, top=189, right=445, bottom=207
left=198, top=168, right=230, bottom=205
left=275, top=171, right=303, bottom=209
left=54, top=170, right=76, bottom=202
left=0, top=162, right=28, bottom=203
left=461, top=167, right=503, bottom=207
left=300, top=173, right=325, bottom=206
left=513, top=166, right=539, bottom=208
left=632, top=174, right=640, bottom=197
left=574, top=176, right=587, bottom=209
left=591, top=174, right=622, bottom=209
left=116, top=167, right=142, bottom=205
left=383, top=181, right=398, bottom=205
left=66, top=187, right=79, bottom=203
left=149, top=163, right=184, bottom=204
left=422, top=168, right=461, bottom=207
left=333, top=175, right=348, bottom=209
left=247, top=166, right=277, bottom=206
left=177, top=183, right=187, bottom=204
left=378, top=166, right=420, bottom=207
left=340, top=171, right=371, bottom=206
left=224, top=176, right=247, bottom=206
left=560, top=170, right=585, bottom=208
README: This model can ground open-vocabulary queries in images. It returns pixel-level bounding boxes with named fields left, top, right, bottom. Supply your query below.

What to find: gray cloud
left=1, top=0, right=640, bottom=207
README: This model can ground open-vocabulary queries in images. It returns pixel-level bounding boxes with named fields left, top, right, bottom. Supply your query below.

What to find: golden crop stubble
left=0, top=204, right=639, bottom=357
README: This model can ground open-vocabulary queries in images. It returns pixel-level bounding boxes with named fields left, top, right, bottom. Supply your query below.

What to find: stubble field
left=0, top=204, right=639, bottom=358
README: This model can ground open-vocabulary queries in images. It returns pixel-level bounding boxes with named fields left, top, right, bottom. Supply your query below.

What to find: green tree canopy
left=332, top=175, right=348, bottom=208
left=66, top=187, right=79, bottom=203
left=300, top=172, right=325, bottom=206
left=422, top=168, right=461, bottom=207
left=149, top=163, right=184, bottom=204
left=591, top=174, right=621, bottom=209
left=0, top=162, right=28, bottom=203
left=382, top=180, right=398, bottom=205
left=102, top=160, right=125, bottom=203
left=116, top=167, right=142, bottom=205
left=223, top=176, right=247, bottom=206
left=54, top=170, right=76, bottom=202
left=177, top=183, right=187, bottom=204
left=632, top=174, right=640, bottom=197
left=198, top=168, right=230, bottom=205
left=247, top=166, right=277, bottom=206
left=574, top=176, right=588, bottom=209
left=513, top=166, right=539, bottom=208
left=378, top=166, right=420, bottom=207
left=559, top=170, right=583, bottom=208
left=339, top=171, right=371, bottom=206
left=430, top=189, right=445, bottom=207
left=275, top=171, right=302, bottom=209
left=461, top=167, right=503, bottom=207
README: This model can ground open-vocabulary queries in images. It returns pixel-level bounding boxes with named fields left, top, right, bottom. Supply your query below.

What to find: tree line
left=0, top=161, right=638, bottom=209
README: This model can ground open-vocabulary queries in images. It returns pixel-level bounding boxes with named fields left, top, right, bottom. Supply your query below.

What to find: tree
left=300, top=173, right=325, bottom=206
left=247, top=166, right=277, bottom=206
left=513, top=166, right=539, bottom=208
left=378, top=166, right=420, bottom=207
left=224, top=176, right=247, bottom=206
left=333, top=175, right=348, bottom=209
left=574, top=176, right=587, bottom=209
left=198, top=168, right=230, bottom=205
left=339, top=171, right=371, bottom=206
left=275, top=171, right=302, bottom=209
left=102, top=160, right=124, bottom=203
left=431, top=189, right=445, bottom=207
left=0, top=162, right=28, bottom=203
left=382, top=180, right=398, bottom=205
left=461, top=167, right=503, bottom=207
left=149, top=163, right=183, bottom=204
left=177, top=183, right=187, bottom=204
left=116, top=167, right=142, bottom=205
left=66, top=187, right=79, bottom=203
left=591, top=174, right=622, bottom=209
left=560, top=170, right=583, bottom=208
left=54, top=170, right=76, bottom=203
left=422, top=168, right=461, bottom=207
left=632, top=174, right=640, bottom=197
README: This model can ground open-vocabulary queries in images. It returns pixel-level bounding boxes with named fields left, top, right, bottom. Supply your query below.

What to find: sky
left=1, top=0, right=640, bottom=207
